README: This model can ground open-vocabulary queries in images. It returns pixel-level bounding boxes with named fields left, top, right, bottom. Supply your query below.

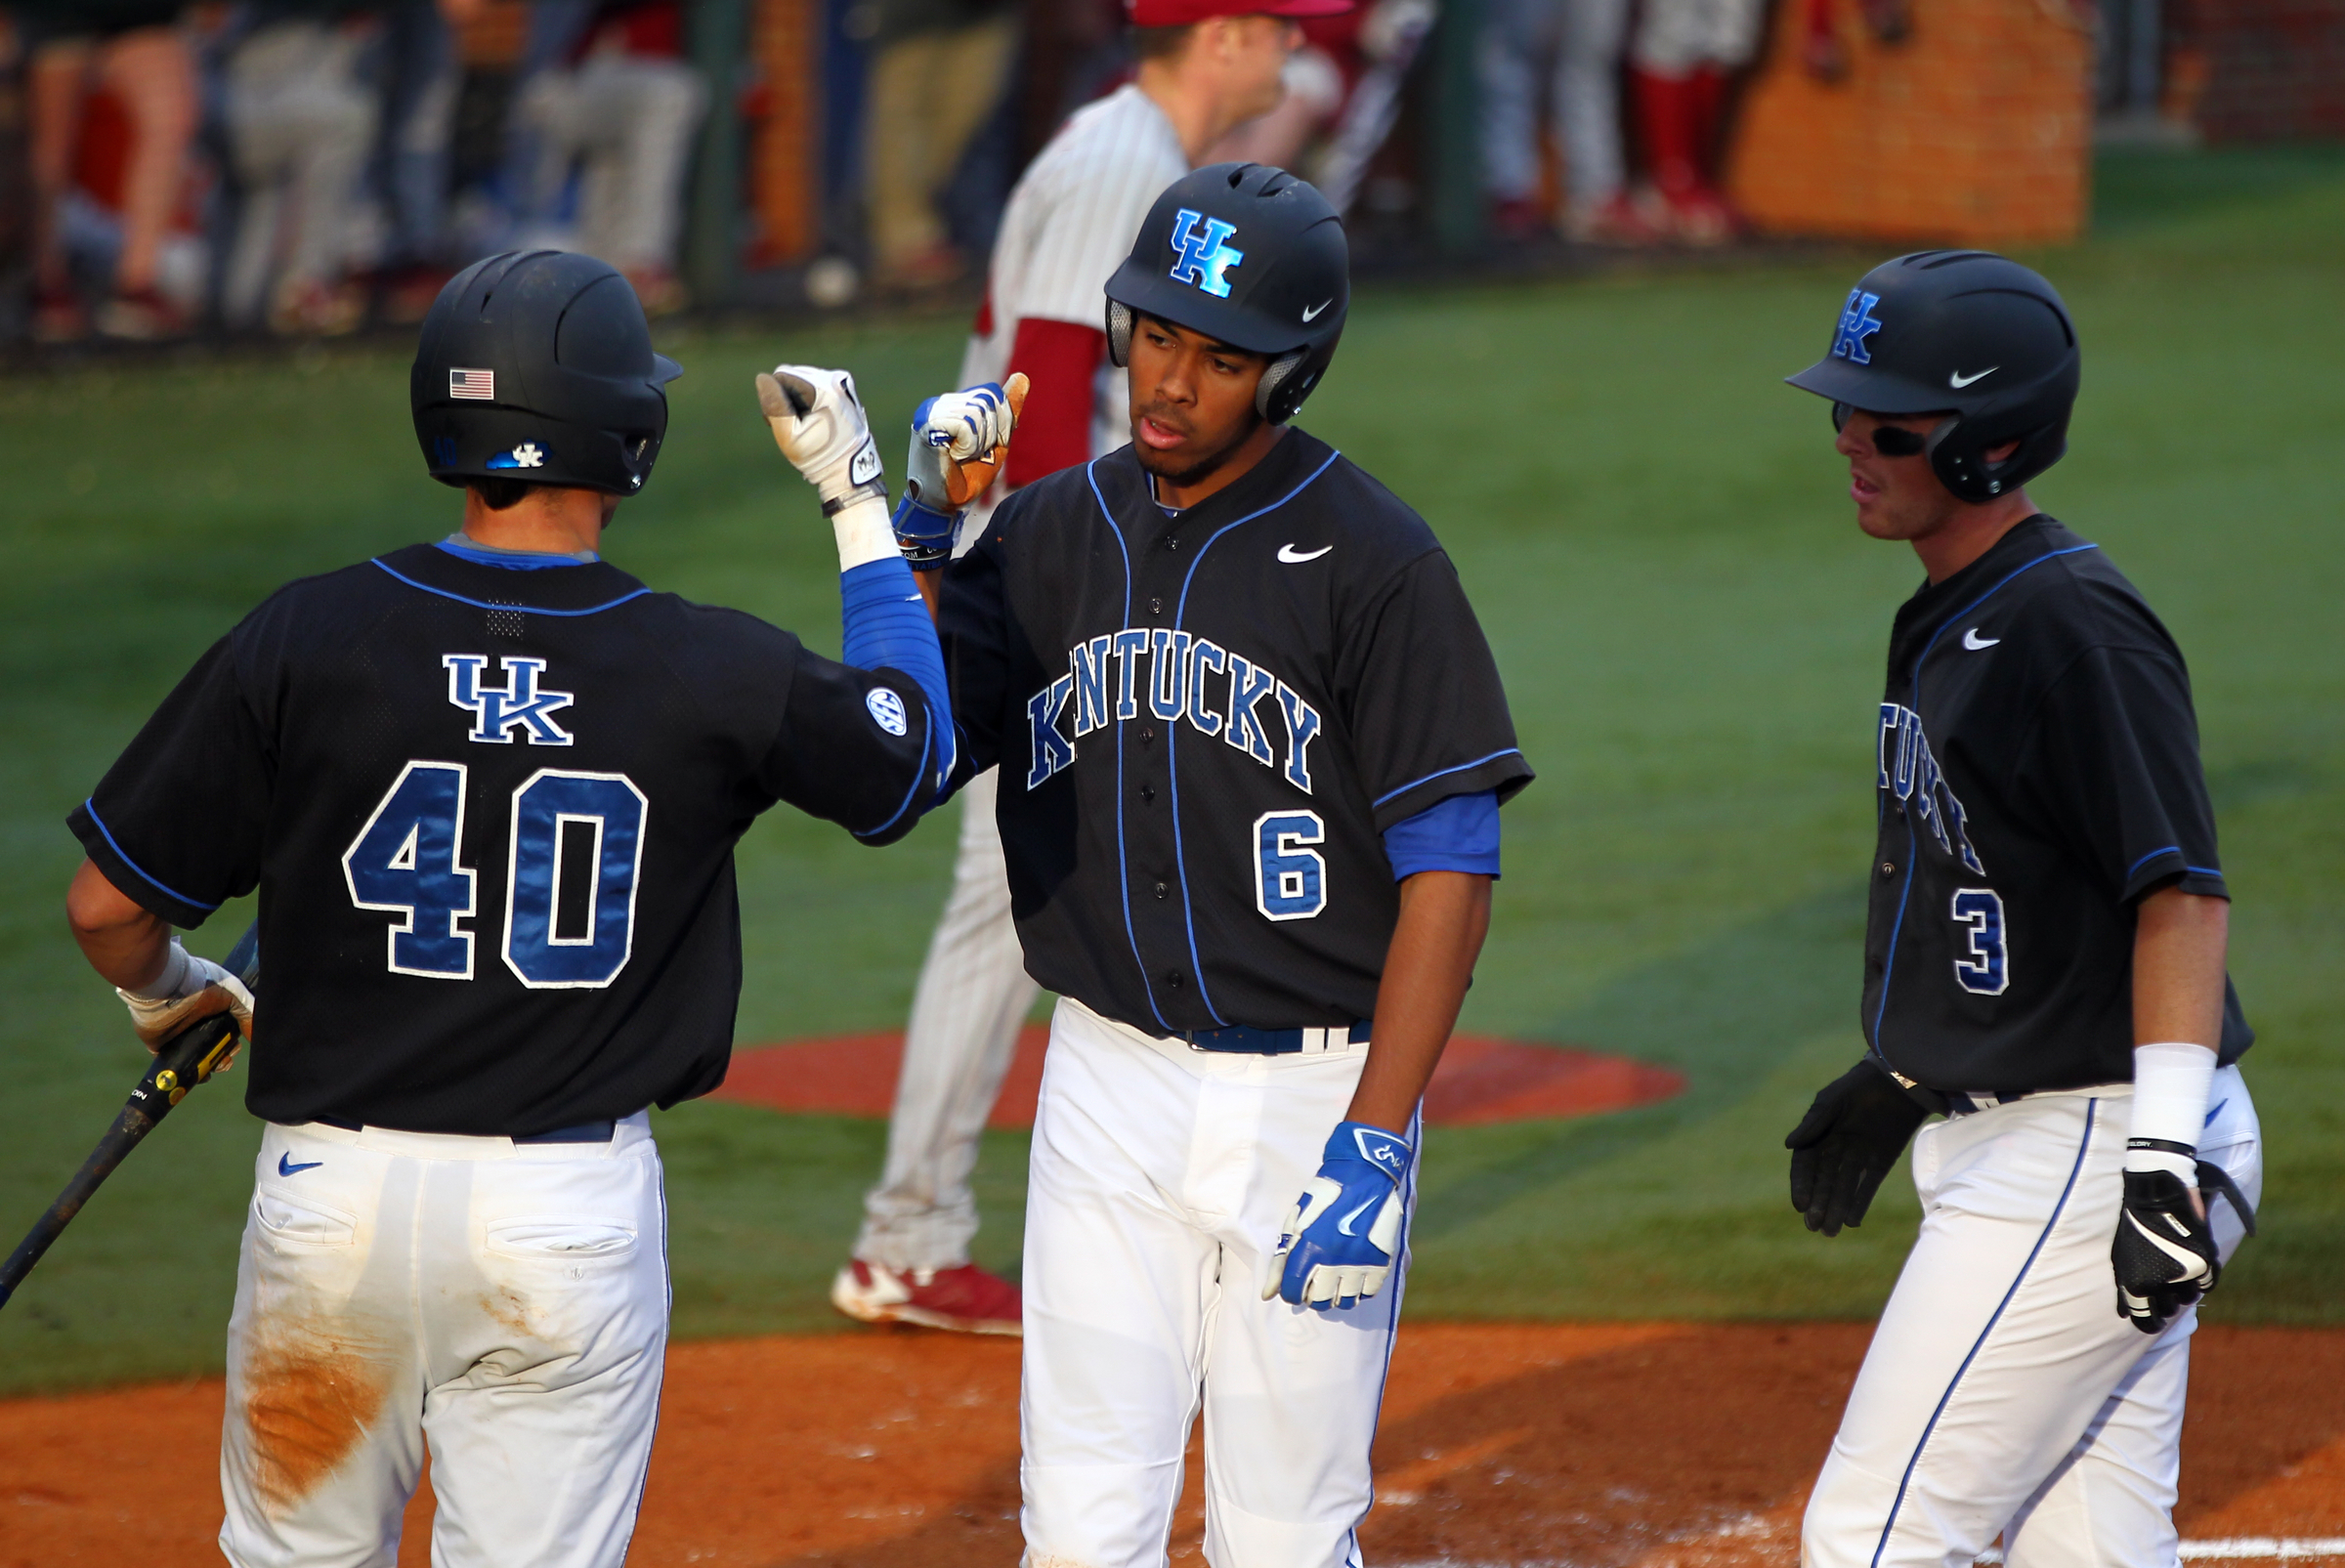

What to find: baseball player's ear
left=1003, top=372, right=1030, bottom=426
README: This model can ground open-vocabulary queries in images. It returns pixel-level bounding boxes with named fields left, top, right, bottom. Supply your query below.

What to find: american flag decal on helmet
left=449, top=368, right=495, bottom=401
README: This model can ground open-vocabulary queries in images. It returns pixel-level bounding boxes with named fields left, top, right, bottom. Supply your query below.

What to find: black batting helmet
left=411, top=250, right=683, bottom=497
left=1786, top=250, right=2079, bottom=504
left=1104, top=163, right=1347, bottom=425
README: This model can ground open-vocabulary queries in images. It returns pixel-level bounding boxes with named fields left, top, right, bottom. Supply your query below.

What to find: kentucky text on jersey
left=1026, top=628, right=1322, bottom=793
left=1878, top=701, right=1984, bottom=875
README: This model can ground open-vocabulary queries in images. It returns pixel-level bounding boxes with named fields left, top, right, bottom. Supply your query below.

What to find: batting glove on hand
left=1263, top=1121, right=1411, bottom=1311
left=894, top=374, right=1028, bottom=570
left=756, top=365, right=886, bottom=513
left=117, top=936, right=253, bottom=1064
left=1786, top=1057, right=1928, bottom=1237
left=2112, top=1140, right=2256, bottom=1335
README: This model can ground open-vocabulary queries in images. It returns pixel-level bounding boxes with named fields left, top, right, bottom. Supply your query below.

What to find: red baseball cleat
left=831, top=1259, right=1023, bottom=1336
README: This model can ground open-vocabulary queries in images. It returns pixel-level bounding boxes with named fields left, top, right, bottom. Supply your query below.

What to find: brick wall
left=1724, top=0, right=2094, bottom=245
left=2170, top=0, right=2345, bottom=140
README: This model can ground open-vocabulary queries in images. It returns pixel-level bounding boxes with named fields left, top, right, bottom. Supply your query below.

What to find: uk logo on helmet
left=486, top=443, right=546, bottom=470
left=1168, top=209, right=1245, bottom=298
left=1832, top=289, right=1884, bottom=364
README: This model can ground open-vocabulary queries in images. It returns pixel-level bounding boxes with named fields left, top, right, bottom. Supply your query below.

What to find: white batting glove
left=895, top=376, right=1026, bottom=569
left=118, top=936, right=253, bottom=1061
left=756, top=364, right=895, bottom=569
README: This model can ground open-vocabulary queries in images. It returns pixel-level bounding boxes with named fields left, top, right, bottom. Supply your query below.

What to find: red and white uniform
left=849, top=82, right=1187, bottom=1280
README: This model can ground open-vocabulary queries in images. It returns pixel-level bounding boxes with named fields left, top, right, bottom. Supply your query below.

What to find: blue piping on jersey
left=1164, top=446, right=1343, bottom=1027
left=371, top=558, right=652, bottom=615
left=2125, top=846, right=2181, bottom=879
left=853, top=716, right=935, bottom=841
left=1872, top=543, right=2099, bottom=1066
left=80, top=797, right=222, bottom=911
left=1869, top=1099, right=2099, bottom=1568
left=1087, top=459, right=1172, bottom=1033
left=1371, top=747, right=1526, bottom=811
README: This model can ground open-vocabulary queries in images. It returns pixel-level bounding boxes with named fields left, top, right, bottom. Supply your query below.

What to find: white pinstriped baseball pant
left=853, top=766, right=1042, bottom=1272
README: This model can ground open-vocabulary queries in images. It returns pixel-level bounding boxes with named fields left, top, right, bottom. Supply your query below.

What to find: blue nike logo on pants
left=278, top=1153, right=323, bottom=1176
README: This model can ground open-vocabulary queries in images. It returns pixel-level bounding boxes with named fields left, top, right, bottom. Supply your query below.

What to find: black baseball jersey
left=70, top=542, right=936, bottom=1135
left=1863, top=515, right=2251, bottom=1095
left=938, top=429, right=1532, bottom=1036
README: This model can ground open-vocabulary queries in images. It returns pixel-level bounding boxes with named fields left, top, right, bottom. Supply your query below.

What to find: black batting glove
left=2112, top=1165, right=2220, bottom=1334
left=1785, top=1057, right=1929, bottom=1237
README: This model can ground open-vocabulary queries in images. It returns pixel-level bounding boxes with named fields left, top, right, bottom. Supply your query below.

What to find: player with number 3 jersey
left=61, top=251, right=952, bottom=1568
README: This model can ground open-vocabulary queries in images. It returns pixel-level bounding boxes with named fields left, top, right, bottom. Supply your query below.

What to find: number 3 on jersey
left=1950, top=888, right=2009, bottom=996
left=1255, top=810, right=1327, bottom=921
left=344, top=762, right=648, bottom=988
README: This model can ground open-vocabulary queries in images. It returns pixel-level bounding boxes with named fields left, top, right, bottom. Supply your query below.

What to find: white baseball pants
left=1804, top=1066, right=2261, bottom=1568
left=219, top=1115, right=668, bottom=1568
left=854, top=765, right=1041, bottom=1273
left=1021, top=997, right=1411, bottom=1568
left=517, top=54, right=707, bottom=272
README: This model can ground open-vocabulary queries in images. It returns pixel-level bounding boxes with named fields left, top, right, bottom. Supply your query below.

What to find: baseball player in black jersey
left=60, top=250, right=955, bottom=1568
left=880, top=163, right=1530, bottom=1567
left=1778, top=252, right=2261, bottom=1568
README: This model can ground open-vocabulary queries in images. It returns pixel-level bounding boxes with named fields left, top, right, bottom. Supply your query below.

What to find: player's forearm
left=1346, top=870, right=1492, bottom=1133
left=66, top=859, right=172, bottom=992
left=2132, top=885, right=2228, bottom=1049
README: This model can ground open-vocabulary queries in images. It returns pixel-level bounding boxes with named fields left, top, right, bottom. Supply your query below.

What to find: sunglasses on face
left=1832, top=402, right=1936, bottom=457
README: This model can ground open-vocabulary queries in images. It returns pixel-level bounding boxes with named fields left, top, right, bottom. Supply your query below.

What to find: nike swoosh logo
left=1949, top=366, right=1998, bottom=388
left=2205, top=1098, right=2227, bottom=1126
left=1962, top=628, right=2000, bottom=651
left=1302, top=300, right=1333, bottom=321
left=277, top=1154, right=323, bottom=1176
left=2124, top=1211, right=2211, bottom=1282
left=1335, top=1197, right=1379, bottom=1237
left=1277, top=543, right=1332, bottom=564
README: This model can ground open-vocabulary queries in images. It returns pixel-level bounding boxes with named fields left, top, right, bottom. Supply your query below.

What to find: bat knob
left=154, top=1070, right=178, bottom=1094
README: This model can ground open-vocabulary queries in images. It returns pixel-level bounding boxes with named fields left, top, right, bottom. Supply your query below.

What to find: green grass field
left=2, top=148, right=2340, bottom=1395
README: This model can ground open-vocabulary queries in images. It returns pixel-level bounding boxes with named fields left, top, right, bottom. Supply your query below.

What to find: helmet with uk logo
left=1104, top=163, right=1348, bottom=425
left=1785, top=250, right=2080, bottom=504
left=410, top=250, right=684, bottom=497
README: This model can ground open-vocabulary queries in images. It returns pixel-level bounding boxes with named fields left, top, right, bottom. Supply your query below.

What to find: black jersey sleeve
left=68, top=633, right=273, bottom=929
left=2014, top=645, right=2229, bottom=904
left=756, top=646, right=941, bottom=846
left=1339, top=550, right=1533, bottom=831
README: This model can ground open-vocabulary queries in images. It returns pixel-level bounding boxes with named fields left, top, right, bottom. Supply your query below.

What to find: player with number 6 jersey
left=917, top=164, right=1530, bottom=1567
left=60, top=251, right=952, bottom=1568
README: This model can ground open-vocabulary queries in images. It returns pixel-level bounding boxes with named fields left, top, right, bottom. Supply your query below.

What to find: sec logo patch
left=866, top=687, right=908, bottom=736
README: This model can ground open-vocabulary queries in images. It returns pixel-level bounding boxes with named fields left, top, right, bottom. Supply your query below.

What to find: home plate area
left=4, top=1324, right=2340, bottom=1566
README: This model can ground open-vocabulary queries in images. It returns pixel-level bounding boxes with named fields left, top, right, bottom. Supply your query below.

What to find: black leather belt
left=1181, top=1022, right=1371, bottom=1054
left=311, top=1115, right=617, bottom=1143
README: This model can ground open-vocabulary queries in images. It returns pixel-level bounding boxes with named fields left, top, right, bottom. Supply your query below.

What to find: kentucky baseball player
left=60, top=249, right=952, bottom=1568
left=888, top=163, right=1530, bottom=1567
left=836, top=0, right=1343, bottom=1335
left=1781, top=251, right=2260, bottom=1568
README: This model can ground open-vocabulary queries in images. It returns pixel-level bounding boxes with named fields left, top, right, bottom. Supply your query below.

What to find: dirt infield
left=711, top=1031, right=1689, bottom=1128
left=4, top=1322, right=2340, bottom=1567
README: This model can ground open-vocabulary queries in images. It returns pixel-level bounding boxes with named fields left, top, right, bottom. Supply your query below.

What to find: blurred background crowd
left=0, top=0, right=2334, bottom=345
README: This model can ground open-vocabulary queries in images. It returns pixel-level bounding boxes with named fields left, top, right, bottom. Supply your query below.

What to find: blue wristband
left=890, top=489, right=959, bottom=571
left=1324, top=1120, right=1413, bottom=1185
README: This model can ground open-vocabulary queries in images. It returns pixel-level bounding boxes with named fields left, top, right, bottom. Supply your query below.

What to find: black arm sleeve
left=68, top=633, right=275, bottom=928
left=2015, top=645, right=2229, bottom=904
left=1338, top=551, right=1535, bottom=831
left=756, top=646, right=941, bottom=846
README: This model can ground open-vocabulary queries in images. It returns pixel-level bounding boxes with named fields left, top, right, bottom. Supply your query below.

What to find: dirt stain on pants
left=239, top=1317, right=398, bottom=1517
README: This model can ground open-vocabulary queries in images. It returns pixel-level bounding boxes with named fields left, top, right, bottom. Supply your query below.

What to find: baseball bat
left=0, top=922, right=260, bottom=1311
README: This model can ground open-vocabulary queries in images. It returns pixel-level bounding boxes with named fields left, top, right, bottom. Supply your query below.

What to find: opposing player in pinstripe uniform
left=833, top=0, right=1349, bottom=1335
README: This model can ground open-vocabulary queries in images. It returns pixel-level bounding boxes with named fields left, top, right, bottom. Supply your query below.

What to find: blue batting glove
left=1263, top=1121, right=1413, bottom=1311
left=895, top=383, right=1014, bottom=571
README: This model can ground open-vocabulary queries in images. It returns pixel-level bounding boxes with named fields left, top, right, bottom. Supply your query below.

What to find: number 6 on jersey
left=1255, top=810, right=1327, bottom=921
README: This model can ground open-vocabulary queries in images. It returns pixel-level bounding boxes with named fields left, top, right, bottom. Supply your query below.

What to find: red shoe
left=32, top=286, right=89, bottom=344
left=831, top=1259, right=1022, bottom=1336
